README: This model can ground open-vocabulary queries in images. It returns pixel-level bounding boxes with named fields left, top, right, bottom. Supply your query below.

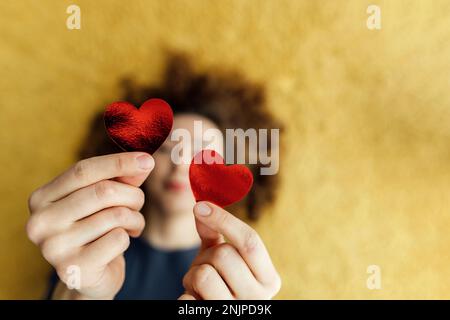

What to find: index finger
left=193, top=201, right=278, bottom=285
left=32, top=152, right=154, bottom=207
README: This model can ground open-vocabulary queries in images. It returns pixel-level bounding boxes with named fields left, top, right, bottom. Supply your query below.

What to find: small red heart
left=104, top=99, right=173, bottom=154
left=189, top=150, right=253, bottom=207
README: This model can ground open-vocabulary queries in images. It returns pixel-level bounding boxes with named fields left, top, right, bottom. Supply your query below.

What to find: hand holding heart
left=179, top=201, right=281, bottom=300
left=27, top=152, right=155, bottom=299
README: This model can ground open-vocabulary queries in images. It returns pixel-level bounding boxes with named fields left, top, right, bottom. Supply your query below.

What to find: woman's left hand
left=179, top=201, right=281, bottom=300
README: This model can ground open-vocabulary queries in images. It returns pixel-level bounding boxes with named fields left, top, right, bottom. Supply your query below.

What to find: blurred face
left=144, top=113, right=223, bottom=215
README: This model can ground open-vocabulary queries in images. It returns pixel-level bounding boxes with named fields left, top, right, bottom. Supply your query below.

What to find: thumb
left=194, top=202, right=224, bottom=250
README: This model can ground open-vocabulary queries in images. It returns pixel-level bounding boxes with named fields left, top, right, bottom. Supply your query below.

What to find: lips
left=165, top=180, right=188, bottom=192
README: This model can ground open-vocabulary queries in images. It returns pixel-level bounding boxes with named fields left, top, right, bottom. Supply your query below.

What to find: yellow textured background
left=1, top=0, right=450, bottom=299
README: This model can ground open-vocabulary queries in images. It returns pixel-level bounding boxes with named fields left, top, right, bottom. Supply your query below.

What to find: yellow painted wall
left=1, top=0, right=450, bottom=299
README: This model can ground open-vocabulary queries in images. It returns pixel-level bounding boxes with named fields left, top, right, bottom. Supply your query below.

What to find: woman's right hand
left=26, top=152, right=154, bottom=299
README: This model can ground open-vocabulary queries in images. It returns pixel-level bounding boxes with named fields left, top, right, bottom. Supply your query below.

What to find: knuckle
left=112, top=207, right=131, bottom=225
left=26, top=213, right=44, bottom=244
left=115, top=155, right=126, bottom=173
left=135, top=188, right=145, bottom=207
left=192, top=264, right=213, bottom=290
left=218, top=211, right=230, bottom=226
left=213, top=243, right=235, bottom=261
left=41, top=236, right=66, bottom=263
left=94, top=180, right=115, bottom=200
left=135, top=212, right=146, bottom=231
left=112, top=228, right=130, bottom=249
left=73, top=160, right=90, bottom=182
left=27, top=188, right=42, bottom=212
left=242, top=227, right=259, bottom=254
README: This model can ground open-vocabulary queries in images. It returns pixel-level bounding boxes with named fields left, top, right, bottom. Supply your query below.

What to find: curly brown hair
left=78, top=54, right=282, bottom=220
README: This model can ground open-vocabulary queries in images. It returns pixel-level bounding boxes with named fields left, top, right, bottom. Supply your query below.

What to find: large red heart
left=189, top=150, right=253, bottom=207
left=104, top=99, right=173, bottom=154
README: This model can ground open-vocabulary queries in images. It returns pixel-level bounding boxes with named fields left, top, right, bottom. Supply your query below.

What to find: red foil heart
left=104, top=99, right=173, bottom=154
left=189, top=150, right=254, bottom=207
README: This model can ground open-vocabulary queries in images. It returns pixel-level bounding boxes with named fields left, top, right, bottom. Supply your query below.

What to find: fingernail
left=136, top=154, right=154, bottom=170
left=195, top=202, right=212, bottom=216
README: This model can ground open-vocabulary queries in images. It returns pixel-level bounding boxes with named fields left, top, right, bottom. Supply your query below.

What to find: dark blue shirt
left=46, top=237, right=199, bottom=300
